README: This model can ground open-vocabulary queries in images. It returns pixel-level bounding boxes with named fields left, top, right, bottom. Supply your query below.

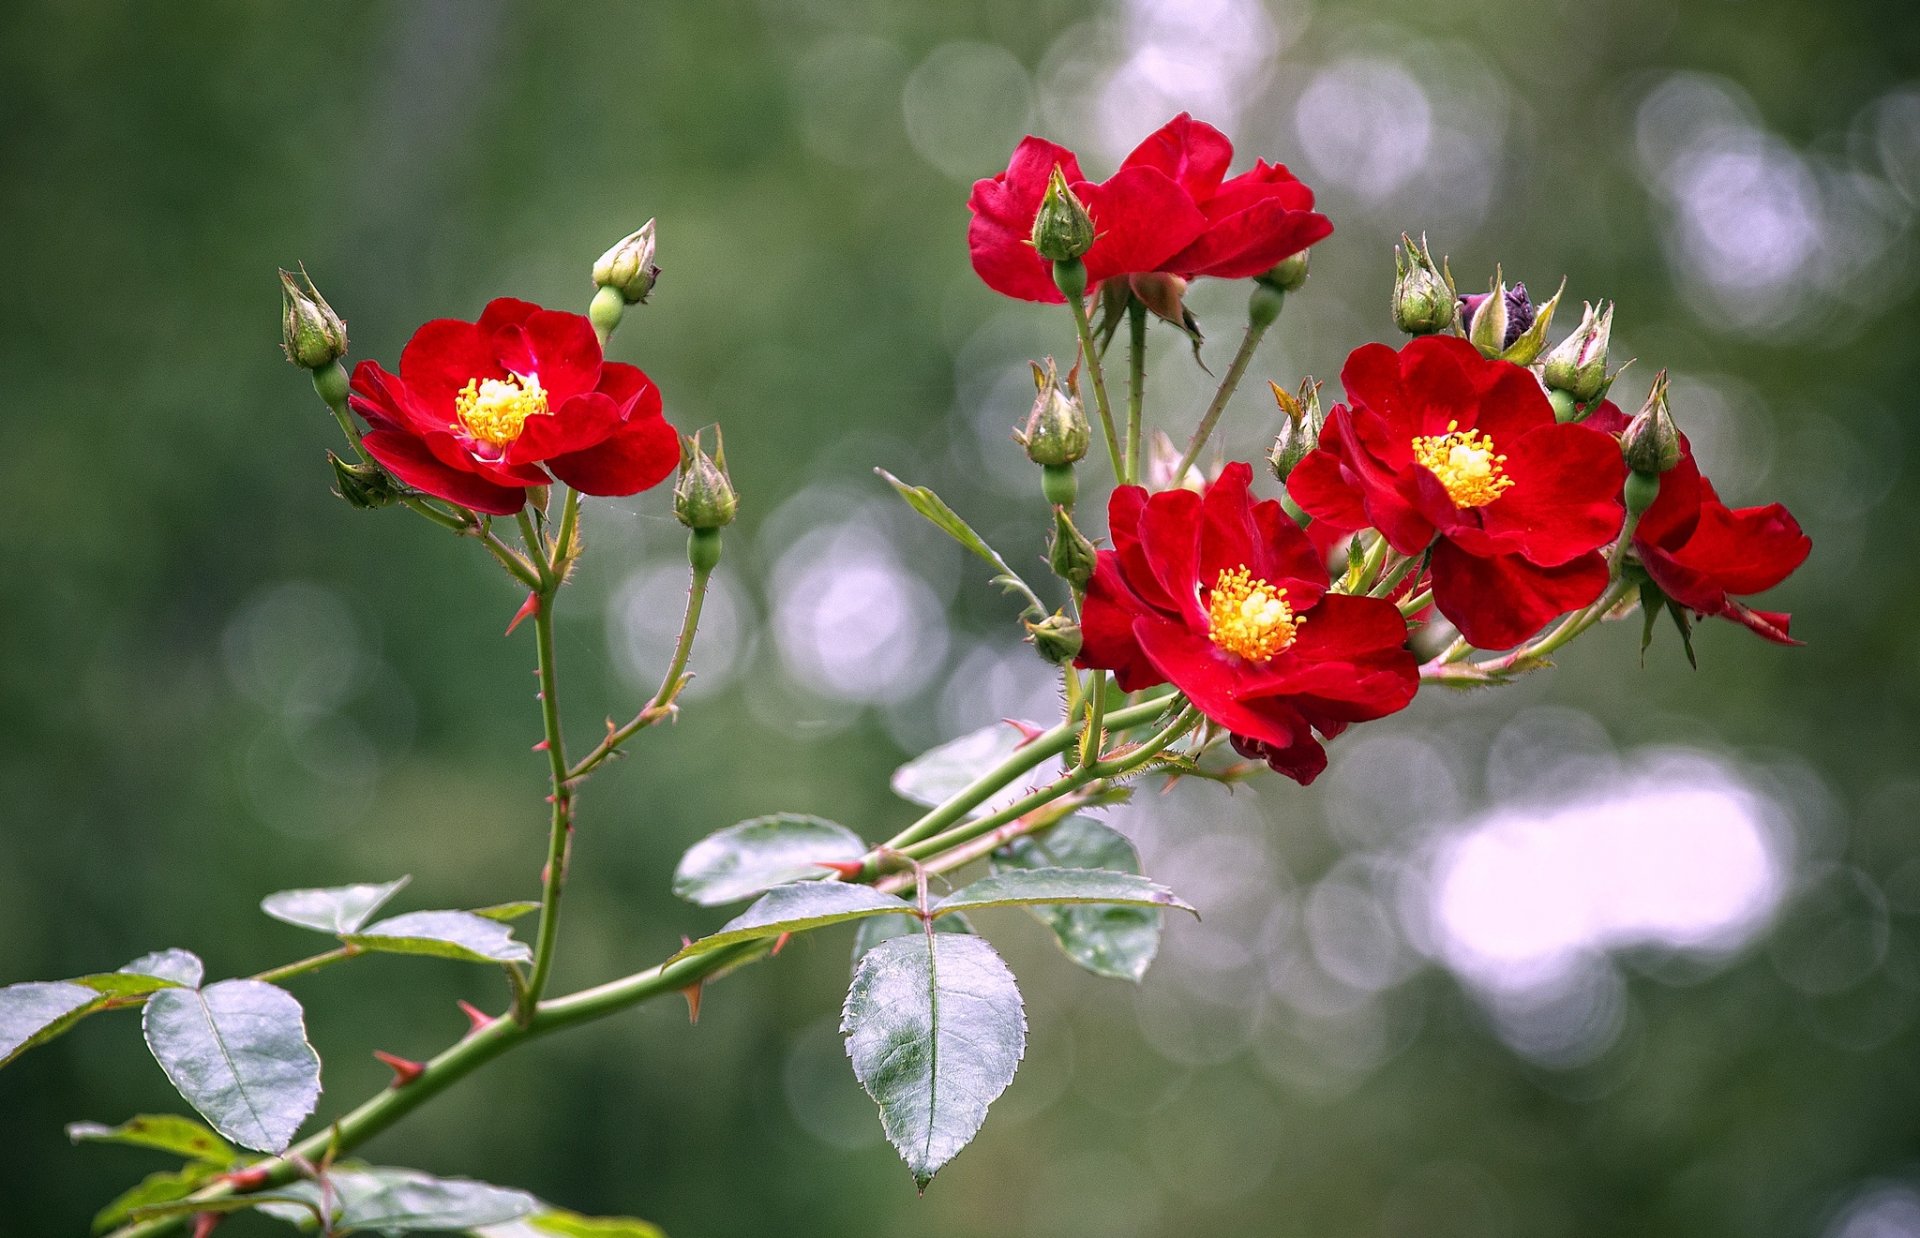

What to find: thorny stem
left=1172, top=292, right=1281, bottom=484
left=568, top=558, right=713, bottom=782
left=521, top=588, right=574, bottom=1016
left=1124, top=299, right=1148, bottom=486
left=1060, top=274, right=1125, bottom=482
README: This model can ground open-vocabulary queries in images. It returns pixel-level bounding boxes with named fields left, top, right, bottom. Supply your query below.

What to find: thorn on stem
left=457, top=1000, right=495, bottom=1034
left=816, top=860, right=865, bottom=879
left=505, top=590, right=541, bottom=635
left=771, top=931, right=792, bottom=956
left=373, top=1050, right=425, bottom=1087
left=1002, top=717, right=1047, bottom=747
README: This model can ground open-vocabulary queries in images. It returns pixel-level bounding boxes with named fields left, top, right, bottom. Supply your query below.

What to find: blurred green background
left=4, top=0, right=1918, bottom=1234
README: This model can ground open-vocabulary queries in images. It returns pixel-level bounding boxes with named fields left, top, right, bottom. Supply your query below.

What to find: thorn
left=373, top=1050, right=425, bottom=1087
left=458, top=1000, right=495, bottom=1033
left=221, top=1167, right=270, bottom=1192
left=1002, top=717, right=1047, bottom=747
left=681, top=978, right=704, bottom=1024
left=191, top=1213, right=224, bottom=1238
left=771, top=931, right=792, bottom=956
left=816, top=860, right=865, bottom=879
left=532, top=739, right=549, bottom=752
left=505, top=590, right=541, bottom=635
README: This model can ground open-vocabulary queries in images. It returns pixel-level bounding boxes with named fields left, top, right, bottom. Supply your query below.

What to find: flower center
left=454, top=374, right=548, bottom=448
left=1412, top=420, right=1512, bottom=508
left=1206, top=566, right=1301, bottom=663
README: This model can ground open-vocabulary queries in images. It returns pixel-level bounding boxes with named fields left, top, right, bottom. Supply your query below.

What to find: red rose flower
left=1076, top=463, right=1418, bottom=786
left=968, top=114, right=1331, bottom=303
left=1585, top=406, right=1811, bottom=642
left=349, top=297, right=679, bottom=516
left=1288, top=335, right=1627, bottom=651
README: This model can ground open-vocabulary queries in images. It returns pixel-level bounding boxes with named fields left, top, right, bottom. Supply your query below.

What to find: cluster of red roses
left=970, top=114, right=1810, bottom=785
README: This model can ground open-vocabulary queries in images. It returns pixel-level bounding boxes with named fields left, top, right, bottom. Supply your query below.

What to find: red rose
left=1076, top=463, right=1418, bottom=786
left=968, top=114, right=1331, bottom=303
left=1585, top=406, right=1811, bottom=642
left=349, top=298, right=679, bottom=515
left=1288, top=336, right=1627, bottom=651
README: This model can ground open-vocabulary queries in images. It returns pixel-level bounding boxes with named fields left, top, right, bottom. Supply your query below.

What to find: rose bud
left=1266, top=377, right=1324, bottom=482
left=1145, top=430, right=1207, bottom=493
left=1048, top=506, right=1098, bottom=590
left=1462, top=277, right=1521, bottom=356
left=594, top=219, right=660, bottom=305
left=1017, top=359, right=1091, bottom=468
left=1258, top=250, right=1310, bottom=293
left=674, top=428, right=738, bottom=531
left=328, top=451, right=399, bottom=510
left=1391, top=233, right=1456, bottom=335
left=1024, top=612, right=1083, bottom=665
left=1541, top=300, right=1615, bottom=405
left=1623, top=369, right=1681, bottom=484
left=279, top=264, right=348, bottom=370
left=1030, top=166, right=1096, bottom=264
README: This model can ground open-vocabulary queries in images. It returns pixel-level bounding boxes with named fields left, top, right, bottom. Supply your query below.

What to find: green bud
left=593, top=219, right=659, bottom=305
left=1048, top=506, right=1097, bottom=591
left=1031, top=166, right=1095, bottom=263
left=1258, top=250, right=1310, bottom=293
left=279, top=264, right=348, bottom=370
left=1016, top=359, right=1090, bottom=468
left=689, top=526, right=723, bottom=574
left=328, top=451, right=399, bottom=509
left=1041, top=464, right=1078, bottom=508
left=1266, top=377, right=1325, bottom=482
left=1540, top=300, right=1614, bottom=403
left=1391, top=233, right=1457, bottom=335
left=1247, top=281, right=1286, bottom=329
left=1025, top=612, right=1083, bottom=665
left=1622, top=370, right=1681, bottom=475
left=674, top=428, right=739, bottom=530
left=1624, top=469, right=1661, bottom=516
left=1466, top=274, right=1513, bottom=358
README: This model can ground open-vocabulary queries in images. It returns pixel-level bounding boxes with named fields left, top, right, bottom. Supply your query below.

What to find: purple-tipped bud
left=1462, top=278, right=1533, bottom=356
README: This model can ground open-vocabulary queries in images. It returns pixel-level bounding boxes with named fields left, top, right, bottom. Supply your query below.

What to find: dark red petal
left=1164, top=203, right=1332, bottom=280
left=1669, top=499, right=1810, bottom=596
left=347, top=360, right=431, bottom=434
left=1720, top=601, right=1801, bottom=645
left=1196, top=461, right=1260, bottom=584
left=596, top=361, right=662, bottom=418
left=1430, top=541, right=1608, bottom=650
left=1137, top=486, right=1207, bottom=623
left=1201, top=161, right=1315, bottom=216
left=1133, top=617, right=1315, bottom=752
left=399, top=318, right=504, bottom=411
left=1286, top=447, right=1370, bottom=531
left=1250, top=495, right=1330, bottom=603
left=1480, top=421, right=1628, bottom=565
left=493, top=309, right=603, bottom=408
left=1075, top=552, right=1165, bottom=692
left=1632, top=447, right=1705, bottom=549
left=547, top=415, right=679, bottom=496
left=1106, top=484, right=1179, bottom=615
left=506, top=392, right=624, bottom=465
left=362, top=429, right=527, bottom=515
left=1233, top=594, right=1418, bottom=711
left=1117, top=113, right=1233, bottom=200
left=1638, top=543, right=1726, bottom=614
left=1229, top=729, right=1330, bottom=786
left=1079, top=167, right=1208, bottom=284
left=967, top=137, right=1086, bottom=303
left=476, top=298, right=542, bottom=334
left=1464, top=351, right=1558, bottom=445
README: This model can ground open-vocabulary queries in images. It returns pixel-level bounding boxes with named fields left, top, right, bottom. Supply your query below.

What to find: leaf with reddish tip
left=672, top=814, right=868, bottom=907
left=670, top=883, right=914, bottom=961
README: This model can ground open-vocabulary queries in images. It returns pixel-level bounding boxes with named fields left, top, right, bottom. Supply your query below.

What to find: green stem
left=250, top=946, right=359, bottom=987
left=515, top=509, right=554, bottom=590
left=1124, top=299, right=1147, bottom=486
left=1172, top=288, right=1282, bottom=484
left=521, top=593, right=573, bottom=1015
left=567, top=557, right=713, bottom=782
left=1057, top=263, right=1125, bottom=482
left=1078, top=672, right=1107, bottom=770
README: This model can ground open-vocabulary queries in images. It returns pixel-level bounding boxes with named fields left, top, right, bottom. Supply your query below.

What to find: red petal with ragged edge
left=547, top=413, right=680, bottom=496
left=1076, top=551, right=1165, bottom=692
left=1429, top=540, right=1608, bottom=650
left=1474, top=421, right=1628, bottom=566
left=597, top=361, right=663, bottom=417
left=1195, top=464, right=1327, bottom=607
left=477, top=297, right=542, bottom=335
left=1722, top=601, right=1800, bottom=645
left=1229, top=727, right=1330, bottom=786
left=348, top=360, right=436, bottom=435
left=1079, top=166, right=1208, bottom=285
left=507, top=391, right=624, bottom=466
left=1107, top=485, right=1181, bottom=614
left=1136, top=485, right=1208, bottom=624
left=967, top=137, right=1087, bottom=303
left=1118, top=112, right=1234, bottom=200
left=362, top=429, right=526, bottom=515
left=491, top=307, right=604, bottom=408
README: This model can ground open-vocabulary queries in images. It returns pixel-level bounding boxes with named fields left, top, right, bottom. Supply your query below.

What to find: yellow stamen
left=1206, top=566, right=1302, bottom=663
left=1411, top=419, right=1513, bottom=508
left=454, top=374, right=548, bottom=448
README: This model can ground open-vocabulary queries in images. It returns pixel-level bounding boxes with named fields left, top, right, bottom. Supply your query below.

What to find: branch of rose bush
left=1419, top=578, right=1638, bottom=687
left=1171, top=281, right=1287, bottom=485
left=566, top=555, right=714, bottom=784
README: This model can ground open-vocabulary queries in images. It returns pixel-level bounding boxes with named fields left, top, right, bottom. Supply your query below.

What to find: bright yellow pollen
left=1412, top=419, right=1513, bottom=508
left=454, top=374, right=548, bottom=448
left=1205, top=566, right=1302, bottom=663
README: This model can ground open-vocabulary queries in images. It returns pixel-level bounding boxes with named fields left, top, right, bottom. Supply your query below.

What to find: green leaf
left=346, top=910, right=534, bottom=965
left=92, top=1166, right=215, bottom=1235
left=875, top=469, right=1045, bottom=617
left=842, top=933, right=1026, bottom=1189
left=671, top=883, right=914, bottom=961
left=262, top=877, right=411, bottom=935
left=993, top=818, right=1163, bottom=982
left=933, top=866, right=1195, bottom=918
left=142, top=979, right=322, bottom=1153
left=891, top=722, right=1034, bottom=813
left=471, top=900, right=541, bottom=923
left=261, top=1167, right=537, bottom=1233
left=672, top=814, right=868, bottom=907
left=73, top=949, right=207, bottom=998
left=475, top=1208, right=667, bottom=1237
left=850, top=911, right=974, bottom=968
left=68, top=1113, right=236, bottom=1163
left=0, top=980, right=104, bottom=1067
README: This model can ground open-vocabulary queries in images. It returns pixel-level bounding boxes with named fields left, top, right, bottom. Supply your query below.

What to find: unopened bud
left=279, top=265, right=348, bottom=370
left=1258, top=250, right=1310, bottom=293
left=674, top=428, right=738, bottom=530
left=1266, top=377, right=1325, bottom=482
left=1031, top=166, right=1095, bottom=263
left=1463, top=276, right=1536, bottom=358
left=1048, top=506, right=1097, bottom=591
left=1623, top=370, right=1680, bottom=475
left=1025, top=613, right=1083, bottom=665
left=1497, top=277, right=1563, bottom=365
left=1391, top=233, right=1456, bottom=335
left=1541, top=300, right=1614, bottom=403
left=1146, top=430, right=1206, bottom=493
left=328, top=452, right=399, bottom=509
left=593, top=219, right=660, bottom=305
left=1017, top=359, right=1090, bottom=468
